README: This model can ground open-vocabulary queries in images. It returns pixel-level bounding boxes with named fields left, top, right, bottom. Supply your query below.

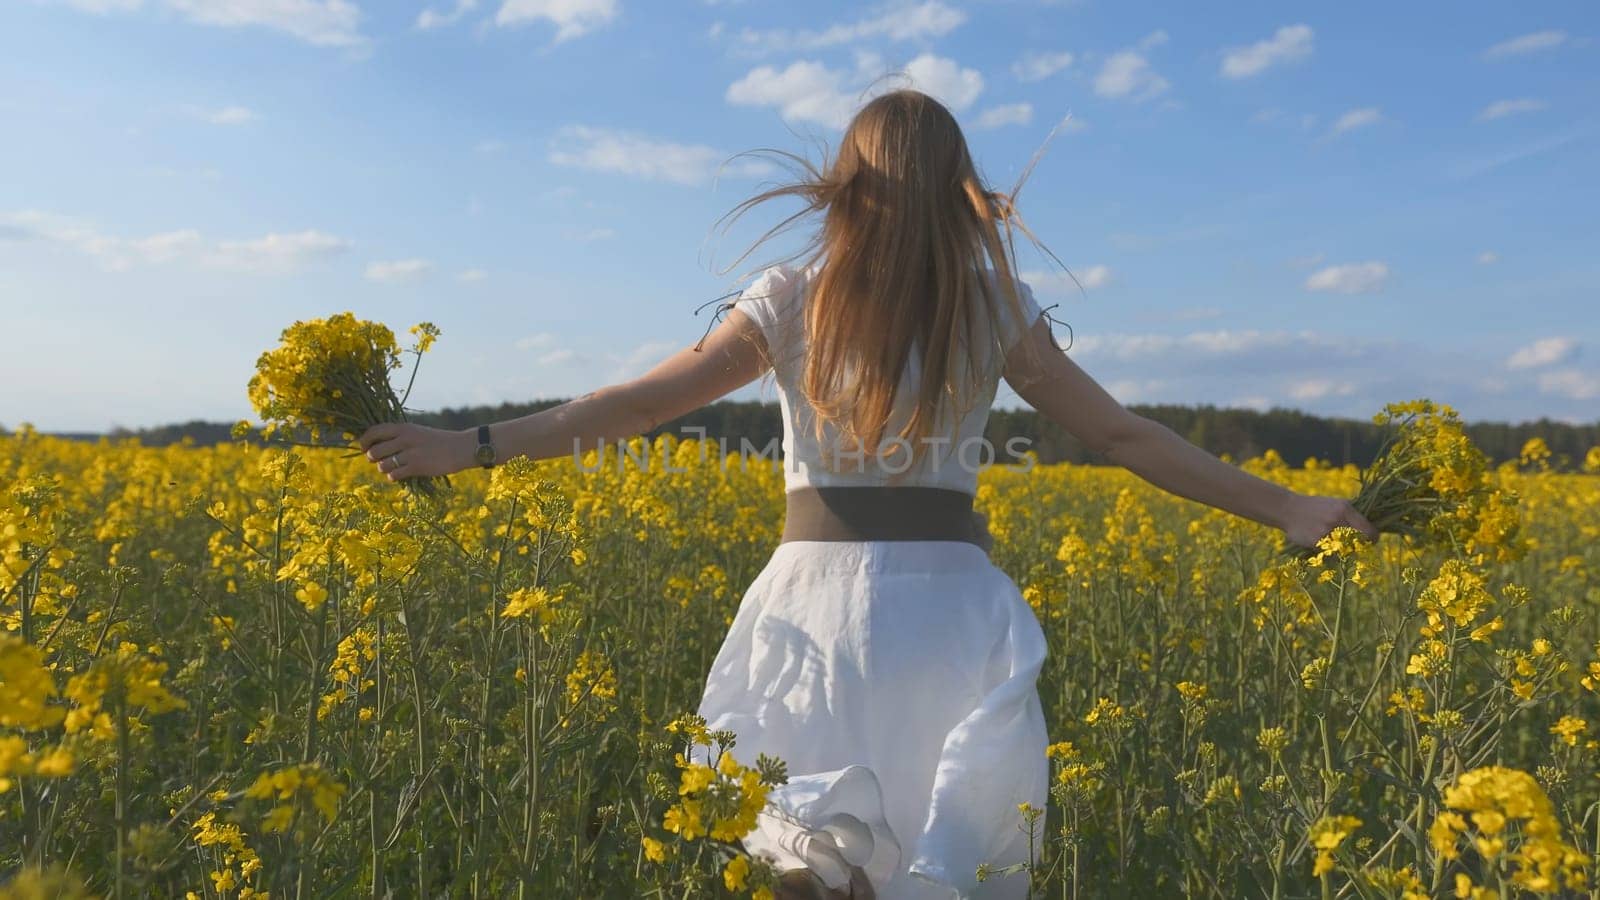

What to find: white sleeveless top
left=732, top=261, right=1043, bottom=496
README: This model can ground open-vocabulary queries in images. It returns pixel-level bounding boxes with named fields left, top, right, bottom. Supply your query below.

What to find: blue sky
left=2, top=0, right=1596, bottom=433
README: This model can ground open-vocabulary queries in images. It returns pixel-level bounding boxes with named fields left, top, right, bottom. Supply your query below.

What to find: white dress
left=692, top=262, right=1050, bottom=899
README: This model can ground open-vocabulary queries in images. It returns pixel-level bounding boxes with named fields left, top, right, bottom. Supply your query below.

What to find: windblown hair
left=713, top=88, right=1067, bottom=467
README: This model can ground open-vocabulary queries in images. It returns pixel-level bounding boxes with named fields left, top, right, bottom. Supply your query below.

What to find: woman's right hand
left=1278, top=493, right=1380, bottom=549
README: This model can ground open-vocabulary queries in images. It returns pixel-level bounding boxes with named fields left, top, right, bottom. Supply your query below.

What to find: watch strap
left=477, top=424, right=495, bottom=468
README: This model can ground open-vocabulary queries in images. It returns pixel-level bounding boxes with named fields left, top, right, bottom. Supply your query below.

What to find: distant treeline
left=29, top=400, right=1600, bottom=471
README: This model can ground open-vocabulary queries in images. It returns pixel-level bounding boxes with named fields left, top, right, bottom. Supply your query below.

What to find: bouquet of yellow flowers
left=245, top=313, right=446, bottom=496
left=1288, top=399, right=1516, bottom=561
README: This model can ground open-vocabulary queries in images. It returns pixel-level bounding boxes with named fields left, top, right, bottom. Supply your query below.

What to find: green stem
left=115, top=698, right=130, bottom=900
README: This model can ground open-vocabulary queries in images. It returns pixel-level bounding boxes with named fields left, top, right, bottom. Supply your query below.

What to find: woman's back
left=733, top=260, right=1043, bottom=495
left=702, top=253, right=1052, bottom=900
left=694, top=89, right=1053, bottom=900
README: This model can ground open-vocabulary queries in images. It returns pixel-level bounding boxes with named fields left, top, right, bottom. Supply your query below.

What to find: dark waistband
left=780, top=486, right=987, bottom=548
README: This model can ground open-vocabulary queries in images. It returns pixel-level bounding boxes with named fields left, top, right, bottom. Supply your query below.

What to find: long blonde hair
left=714, top=88, right=1065, bottom=466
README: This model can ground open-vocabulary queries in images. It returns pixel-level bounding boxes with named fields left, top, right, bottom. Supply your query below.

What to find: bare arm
left=1001, top=317, right=1377, bottom=546
left=359, top=309, right=771, bottom=477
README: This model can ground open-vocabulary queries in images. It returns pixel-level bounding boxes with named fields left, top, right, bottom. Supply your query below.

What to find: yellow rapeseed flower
left=723, top=854, right=750, bottom=891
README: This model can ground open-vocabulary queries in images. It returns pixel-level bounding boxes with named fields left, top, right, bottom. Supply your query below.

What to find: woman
left=358, top=90, right=1377, bottom=899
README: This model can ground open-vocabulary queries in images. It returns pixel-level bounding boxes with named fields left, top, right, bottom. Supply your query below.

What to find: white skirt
left=692, top=539, right=1049, bottom=899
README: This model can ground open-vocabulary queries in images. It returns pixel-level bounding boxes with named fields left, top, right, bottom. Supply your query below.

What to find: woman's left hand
left=358, top=423, right=474, bottom=481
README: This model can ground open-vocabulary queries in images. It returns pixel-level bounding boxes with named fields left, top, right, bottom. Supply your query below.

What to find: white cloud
left=364, top=259, right=433, bottom=283
left=726, top=52, right=984, bottom=128
left=726, top=59, right=861, bottom=128
left=47, top=0, right=144, bottom=11
left=211, top=230, right=348, bottom=273
left=1537, top=369, right=1600, bottom=400
left=548, top=125, right=773, bottom=186
left=2, top=210, right=348, bottom=273
left=975, top=103, right=1032, bottom=129
left=416, top=0, right=476, bottom=29
left=458, top=268, right=489, bottom=282
left=504, top=338, right=679, bottom=383
left=495, top=0, right=617, bottom=41
left=1012, top=50, right=1073, bottom=82
left=1220, top=24, right=1313, bottom=79
left=1288, top=378, right=1356, bottom=401
left=202, top=105, right=257, bottom=125
left=1094, top=36, right=1170, bottom=102
left=163, top=0, right=364, bottom=47
left=1139, top=30, right=1169, bottom=50
left=1506, top=337, right=1578, bottom=370
left=1483, top=30, right=1568, bottom=60
left=1019, top=326, right=1572, bottom=421
left=1304, top=261, right=1389, bottom=294
left=124, top=229, right=204, bottom=263
left=1475, top=98, right=1548, bottom=122
left=1476, top=250, right=1499, bottom=265
left=1077, top=265, right=1113, bottom=289
left=41, top=0, right=364, bottom=46
left=1072, top=329, right=1354, bottom=363
left=904, top=53, right=984, bottom=111
left=1329, top=107, right=1381, bottom=136
left=1021, top=265, right=1112, bottom=294
left=1448, top=130, right=1583, bottom=179
left=1103, top=378, right=1170, bottom=402
left=536, top=348, right=584, bottom=367
left=718, top=1, right=964, bottom=55
left=810, top=1, right=964, bottom=45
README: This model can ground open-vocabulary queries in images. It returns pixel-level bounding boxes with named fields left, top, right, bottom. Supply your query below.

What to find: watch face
left=475, top=444, right=495, bottom=464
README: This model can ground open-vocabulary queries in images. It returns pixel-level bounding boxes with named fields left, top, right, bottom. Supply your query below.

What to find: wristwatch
left=474, top=424, right=497, bottom=468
